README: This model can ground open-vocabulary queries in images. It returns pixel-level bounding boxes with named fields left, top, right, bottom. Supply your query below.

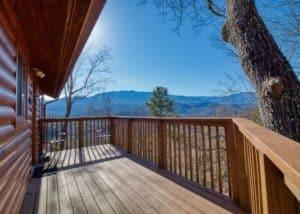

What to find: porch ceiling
left=13, top=0, right=106, bottom=97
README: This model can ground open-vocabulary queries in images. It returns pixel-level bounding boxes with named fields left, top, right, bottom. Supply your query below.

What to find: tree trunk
left=65, top=97, right=72, bottom=118
left=223, top=0, right=300, bottom=141
left=62, top=97, right=72, bottom=136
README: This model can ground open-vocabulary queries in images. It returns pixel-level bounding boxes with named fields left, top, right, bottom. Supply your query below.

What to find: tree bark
left=223, top=0, right=300, bottom=141
left=65, top=96, right=72, bottom=118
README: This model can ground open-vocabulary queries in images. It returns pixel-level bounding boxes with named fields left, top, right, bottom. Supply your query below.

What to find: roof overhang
left=11, top=0, right=106, bottom=97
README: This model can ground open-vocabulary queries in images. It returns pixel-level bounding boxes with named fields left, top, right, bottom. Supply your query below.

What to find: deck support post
left=226, top=121, right=250, bottom=211
left=158, top=119, right=166, bottom=169
left=127, top=119, right=133, bottom=153
left=232, top=123, right=251, bottom=211
left=235, top=125, right=251, bottom=211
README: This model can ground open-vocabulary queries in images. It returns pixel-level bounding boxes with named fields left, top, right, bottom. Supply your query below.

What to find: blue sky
left=83, top=0, right=243, bottom=96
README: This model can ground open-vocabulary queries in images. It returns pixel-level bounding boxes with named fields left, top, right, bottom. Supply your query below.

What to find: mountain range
left=46, top=90, right=257, bottom=117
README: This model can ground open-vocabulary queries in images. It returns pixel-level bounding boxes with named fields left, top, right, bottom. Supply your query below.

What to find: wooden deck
left=43, top=144, right=124, bottom=172
left=21, top=144, right=242, bottom=214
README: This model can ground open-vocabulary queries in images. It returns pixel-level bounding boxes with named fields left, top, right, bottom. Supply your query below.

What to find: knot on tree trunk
left=262, top=77, right=284, bottom=99
left=221, top=21, right=231, bottom=43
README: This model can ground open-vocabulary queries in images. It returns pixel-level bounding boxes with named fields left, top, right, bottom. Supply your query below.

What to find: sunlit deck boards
left=21, top=145, right=241, bottom=214
left=43, top=144, right=124, bottom=171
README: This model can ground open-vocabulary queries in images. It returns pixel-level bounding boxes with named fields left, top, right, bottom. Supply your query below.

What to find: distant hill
left=46, top=90, right=257, bottom=117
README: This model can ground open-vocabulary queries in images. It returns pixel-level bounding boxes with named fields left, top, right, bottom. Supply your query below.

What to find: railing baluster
left=167, top=123, right=172, bottom=172
left=183, top=124, right=188, bottom=178
left=149, top=121, right=152, bottom=163
left=178, top=123, right=182, bottom=177
left=143, top=120, right=146, bottom=160
left=216, top=126, right=222, bottom=194
left=188, top=124, right=193, bottom=180
left=141, top=120, right=144, bottom=158
left=172, top=124, right=176, bottom=174
left=145, top=121, right=148, bottom=161
left=194, top=124, right=200, bottom=184
left=208, top=126, right=214, bottom=190
left=201, top=125, right=206, bottom=187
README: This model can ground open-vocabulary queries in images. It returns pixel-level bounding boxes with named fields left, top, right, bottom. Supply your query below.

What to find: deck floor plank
left=121, top=158, right=231, bottom=213
left=96, top=167, right=144, bottom=214
left=98, top=164, right=158, bottom=214
left=72, top=168, right=102, bottom=214
left=81, top=167, right=116, bottom=214
left=98, top=161, right=177, bottom=213
left=56, top=172, right=73, bottom=214
left=36, top=177, right=47, bottom=214
left=21, top=144, right=242, bottom=214
left=103, top=159, right=192, bottom=213
left=47, top=173, right=60, bottom=214
left=89, top=168, right=130, bottom=214
left=64, top=170, right=88, bottom=214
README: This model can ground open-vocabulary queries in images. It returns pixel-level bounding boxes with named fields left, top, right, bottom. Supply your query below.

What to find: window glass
left=16, top=55, right=26, bottom=116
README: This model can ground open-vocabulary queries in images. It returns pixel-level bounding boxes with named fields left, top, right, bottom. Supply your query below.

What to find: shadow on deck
left=42, top=144, right=125, bottom=173
left=21, top=144, right=243, bottom=214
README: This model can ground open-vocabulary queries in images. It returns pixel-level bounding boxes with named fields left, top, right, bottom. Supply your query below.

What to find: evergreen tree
left=146, top=87, right=175, bottom=117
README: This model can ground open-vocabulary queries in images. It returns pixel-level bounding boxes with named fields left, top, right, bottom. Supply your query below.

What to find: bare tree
left=84, top=80, right=113, bottom=116
left=214, top=72, right=262, bottom=124
left=264, top=0, right=300, bottom=75
left=141, top=0, right=300, bottom=141
left=86, top=103, right=100, bottom=116
left=63, top=48, right=111, bottom=117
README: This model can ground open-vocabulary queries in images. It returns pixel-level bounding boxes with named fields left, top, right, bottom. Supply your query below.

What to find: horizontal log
left=0, top=64, right=15, bottom=91
left=0, top=87, right=15, bottom=106
left=0, top=149, right=29, bottom=191
left=0, top=43, right=16, bottom=74
left=0, top=147, right=30, bottom=187
left=0, top=2, right=16, bottom=45
left=0, top=128, right=31, bottom=161
left=0, top=153, right=30, bottom=196
left=0, top=106, right=15, bottom=126
left=0, top=27, right=15, bottom=58
left=0, top=124, right=14, bottom=143
left=0, top=152, right=30, bottom=212
left=10, top=179, right=29, bottom=214
left=0, top=149, right=29, bottom=197
left=0, top=138, right=30, bottom=176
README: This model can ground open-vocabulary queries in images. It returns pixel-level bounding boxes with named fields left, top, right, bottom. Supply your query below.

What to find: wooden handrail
left=233, top=118, right=300, bottom=191
left=39, top=116, right=300, bottom=213
left=231, top=118, right=300, bottom=213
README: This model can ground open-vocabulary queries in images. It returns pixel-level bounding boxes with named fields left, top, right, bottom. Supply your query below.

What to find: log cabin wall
left=0, top=0, right=106, bottom=212
left=0, top=3, right=39, bottom=213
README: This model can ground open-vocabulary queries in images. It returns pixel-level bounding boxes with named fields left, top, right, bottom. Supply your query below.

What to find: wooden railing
left=40, top=117, right=112, bottom=153
left=112, top=117, right=232, bottom=197
left=39, top=116, right=300, bottom=213
left=230, top=118, right=300, bottom=213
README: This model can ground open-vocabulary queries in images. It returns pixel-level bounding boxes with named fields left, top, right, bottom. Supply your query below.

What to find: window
left=16, top=54, right=26, bottom=116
